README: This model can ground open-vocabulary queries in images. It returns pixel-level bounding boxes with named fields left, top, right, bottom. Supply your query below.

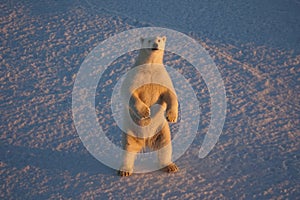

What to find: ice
left=0, top=0, right=299, bottom=199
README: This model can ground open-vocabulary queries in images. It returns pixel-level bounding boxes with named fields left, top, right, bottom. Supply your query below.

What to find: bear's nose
left=152, top=43, right=158, bottom=48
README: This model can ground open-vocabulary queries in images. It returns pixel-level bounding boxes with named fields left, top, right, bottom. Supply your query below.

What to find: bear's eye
left=158, top=39, right=161, bottom=42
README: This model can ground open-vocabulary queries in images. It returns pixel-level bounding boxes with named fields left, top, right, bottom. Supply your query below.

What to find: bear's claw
left=118, top=169, right=133, bottom=177
left=162, top=163, right=179, bottom=173
left=166, top=110, right=178, bottom=123
left=136, top=104, right=151, bottom=119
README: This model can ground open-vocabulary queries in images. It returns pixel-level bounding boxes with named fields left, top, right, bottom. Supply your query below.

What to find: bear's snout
left=152, top=43, right=159, bottom=50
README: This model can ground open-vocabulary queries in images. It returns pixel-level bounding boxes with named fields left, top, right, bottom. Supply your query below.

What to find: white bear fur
left=118, top=36, right=179, bottom=176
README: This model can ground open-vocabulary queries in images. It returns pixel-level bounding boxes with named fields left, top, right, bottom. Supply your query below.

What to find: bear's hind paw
left=118, top=169, right=133, bottom=177
left=162, top=163, right=179, bottom=173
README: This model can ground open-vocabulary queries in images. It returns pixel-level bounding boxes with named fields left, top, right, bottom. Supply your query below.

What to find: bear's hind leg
left=154, top=124, right=179, bottom=173
left=118, top=133, right=144, bottom=176
left=118, top=151, right=135, bottom=176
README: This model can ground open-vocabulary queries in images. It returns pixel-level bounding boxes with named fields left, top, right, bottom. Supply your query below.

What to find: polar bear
left=118, top=36, right=179, bottom=176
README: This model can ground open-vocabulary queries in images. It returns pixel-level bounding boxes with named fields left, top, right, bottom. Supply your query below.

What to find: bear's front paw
left=137, top=105, right=151, bottom=119
left=166, top=109, right=178, bottom=123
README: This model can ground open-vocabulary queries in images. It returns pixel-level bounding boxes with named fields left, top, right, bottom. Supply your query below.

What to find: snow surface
left=1, top=0, right=299, bottom=199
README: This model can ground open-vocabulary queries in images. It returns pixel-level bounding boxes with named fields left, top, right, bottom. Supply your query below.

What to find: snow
left=1, top=0, right=299, bottom=199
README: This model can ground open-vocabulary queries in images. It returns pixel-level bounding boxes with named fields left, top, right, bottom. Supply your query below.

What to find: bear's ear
left=162, top=36, right=167, bottom=42
left=140, top=37, right=144, bottom=43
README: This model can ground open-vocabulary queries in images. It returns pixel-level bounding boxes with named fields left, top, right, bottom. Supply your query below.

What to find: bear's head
left=140, top=36, right=167, bottom=52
